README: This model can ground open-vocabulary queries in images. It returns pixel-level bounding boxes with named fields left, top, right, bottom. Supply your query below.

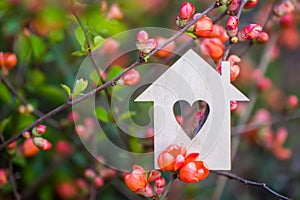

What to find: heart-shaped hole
left=173, top=100, right=210, bottom=140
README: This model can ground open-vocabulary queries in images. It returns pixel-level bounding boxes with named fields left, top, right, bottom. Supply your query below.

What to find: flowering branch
left=0, top=2, right=218, bottom=150
left=212, top=171, right=292, bottom=200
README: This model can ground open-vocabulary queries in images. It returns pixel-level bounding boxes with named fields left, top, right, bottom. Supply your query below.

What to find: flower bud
left=209, top=25, right=228, bottom=42
left=107, top=3, right=123, bottom=20
left=200, top=38, right=225, bottom=61
left=257, top=77, right=271, bottom=91
left=287, top=95, right=298, bottom=109
left=273, top=1, right=295, bottom=17
left=238, top=24, right=262, bottom=42
left=244, top=0, right=258, bottom=9
left=230, top=101, right=238, bottom=111
left=257, top=32, right=269, bottom=43
left=0, top=52, right=17, bottom=69
left=68, top=111, right=80, bottom=122
left=118, top=69, right=141, bottom=86
left=194, top=16, right=213, bottom=37
left=142, top=183, right=153, bottom=197
left=136, top=30, right=149, bottom=45
left=84, top=168, right=96, bottom=180
left=75, top=125, right=86, bottom=137
left=148, top=170, right=161, bottom=182
left=32, top=125, right=47, bottom=137
left=100, top=168, right=117, bottom=179
left=154, top=177, right=166, bottom=195
left=23, top=131, right=31, bottom=139
left=124, top=165, right=147, bottom=193
left=55, top=140, right=72, bottom=155
left=93, top=176, right=104, bottom=188
left=226, top=16, right=239, bottom=37
left=32, top=137, right=52, bottom=150
left=22, top=138, right=39, bottom=157
left=0, top=169, right=7, bottom=187
left=227, top=0, right=240, bottom=13
left=6, top=141, right=17, bottom=155
left=179, top=2, right=195, bottom=19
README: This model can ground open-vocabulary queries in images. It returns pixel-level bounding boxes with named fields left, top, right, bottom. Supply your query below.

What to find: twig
left=8, top=158, right=21, bottom=200
left=0, top=2, right=218, bottom=151
left=159, top=173, right=177, bottom=200
left=0, top=73, right=60, bottom=129
left=72, top=10, right=112, bottom=104
left=213, top=10, right=227, bottom=23
left=222, top=0, right=248, bottom=61
left=212, top=171, right=293, bottom=200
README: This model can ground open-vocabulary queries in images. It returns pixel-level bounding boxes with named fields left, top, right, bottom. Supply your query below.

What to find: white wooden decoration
left=135, top=50, right=249, bottom=170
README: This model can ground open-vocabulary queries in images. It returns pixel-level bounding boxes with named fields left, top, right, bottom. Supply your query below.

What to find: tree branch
left=0, top=2, right=218, bottom=150
left=159, top=173, right=177, bottom=200
left=212, top=171, right=292, bottom=200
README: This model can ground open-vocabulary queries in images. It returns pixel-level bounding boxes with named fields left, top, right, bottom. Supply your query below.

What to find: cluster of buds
left=21, top=124, right=51, bottom=157
left=245, top=109, right=292, bottom=160
left=273, top=0, right=295, bottom=17
left=136, top=30, right=158, bottom=54
left=158, top=144, right=209, bottom=183
left=124, top=165, right=166, bottom=198
left=18, top=104, right=34, bottom=115
left=0, top=52, right=17, bottom=71
left=84, top=168, right=104, bottom=188
left=225, top=0, right=258, bottom=14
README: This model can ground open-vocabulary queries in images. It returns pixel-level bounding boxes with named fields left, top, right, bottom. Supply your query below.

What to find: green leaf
left=72, top=79, right=88, bottom=97
left=75, top=27, right=86, bottom=47
left=91, top=35, right=105, bottom=51
left=0, top=82, right=12, bottom=105
left=30, top=69, right=45, bottom=87
left=13, top=155, right=27, bottom=167
left=184, top=31, right=197, bottom=38
left=36, top=85, right=66, bottom=104
left=95, top=106, right=110, bottom=122
left=29, top=35, right=47, bottom=61
left=14, top=34, right=32, bottom=66
left=71, top=50, right=87, bottom=57
left=60, top=84, right=71, bottom=97
left=107, top=66, right=123, bottom=81
left=0, top=117, right=11, bottom=133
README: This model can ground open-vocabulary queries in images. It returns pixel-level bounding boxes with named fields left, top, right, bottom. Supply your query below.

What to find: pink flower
left=55, top=140, right=72, bottom=155
left=107, top=3, right=123, bottom=20
left=0, top=169, right=7, bottom=187
left=257, top=32, right=269, bottom=43
left=118, top=69, right=141, bottom=86
left=179, top=2, right=195, bottom=19
left=209, top=24, right=229, bottom=42
left=32, top=124, right=47, bottom=136
left=147, top=170, right=161, bottom=182
left=157, top=144, right=186, bottom=172
left=226, top=16, right=239, bottom=37
left=238, top=24, right=262, bottom=42
left=93, top=176, right=104, bottom=188
left=287, top=95, right=298, bottom=109
left=273, top=1, right=295, bottom=17
left=271, top=127, right=292, bottom=160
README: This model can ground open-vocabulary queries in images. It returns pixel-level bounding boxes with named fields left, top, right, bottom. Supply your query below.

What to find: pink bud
left=238, top=24, right=262, bottom=42
left=75, top=125, right=86, bottom=137
left=148, top=170, right=161, bottom=182
left=84, top=168, right=96, bottom=179
left=230, top=101, right=238, bottom=111
left=32, top=137, right=52, bottom=150
left=226, top=16, right=239, bottom=30
left=33, top=125, right=46, bottom=136
left=179, top=2, right=195, bottom=19
left=257, top=32, right=269, bottom=43
left=23, top=131, right=31, bottom=139
left=107, top=3, right=123, bottom=20
left=93, top=176, right=104, bottom=188
left=227, top=0, right=240, bottom=13
left=273, top=1, right=295, bottom=17
left=257, top=77, right=271, bottom=91
left=68, top=111, right=79, bottom=122
left=280, top=14, right=295, bottom=28
left=154, top=177, right=166, bottom=195
left=287, top=95, right=298, bottom=109
left=136, top=30, right=149, bottom=45
left=0, top=169, right=7, bottom=187
left=227, top=55, right=241, bottom=65
left=55, top=140, right=72, bottom=155
left=118, top=69, right=141, bottom=86
left=175, top=115, right=183, bottom=125
left=244, top=0, right=258, bottom=9
left=194, top=15, right=213, bottom=37
left=100, top=168, right=117, bottom=179
left=141, top=183, right=153, bottom=197
left=230, top=65, right=240, bottom=82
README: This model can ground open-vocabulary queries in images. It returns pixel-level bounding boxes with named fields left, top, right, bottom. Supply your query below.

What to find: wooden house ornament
left=135, top=50, right=249, bottom=170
